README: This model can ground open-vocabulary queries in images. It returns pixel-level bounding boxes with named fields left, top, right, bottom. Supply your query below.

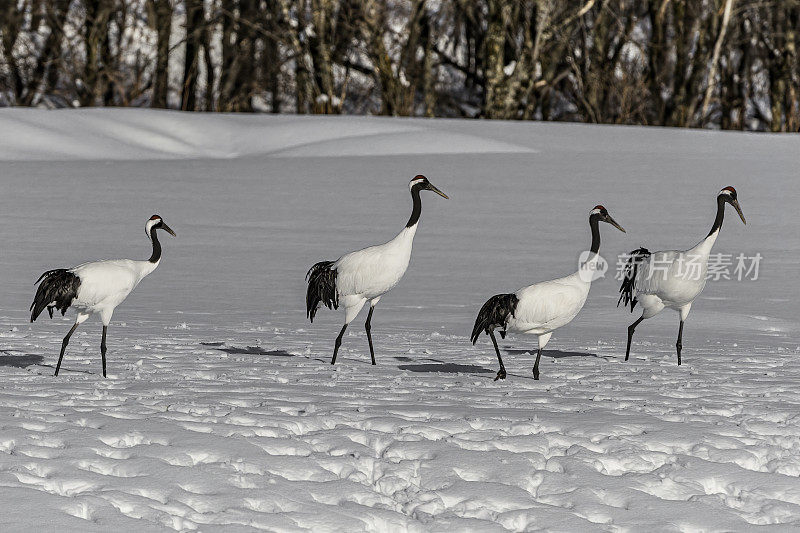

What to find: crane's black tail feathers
left=306, top=261, right=338, bottom=322
left=618, top=247, right=651, bottom=312
left=470, top=293, right=519, bottom=344
left=30, top=269, right=81, bottom=322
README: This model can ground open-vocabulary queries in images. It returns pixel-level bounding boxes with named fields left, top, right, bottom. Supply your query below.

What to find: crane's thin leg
left=55, top=322, right=80, bottom=376
left=532, top=348, right=543, bottom=380
left=365, top=307, right=376, bottom=365
left=489, top=331, right=506, bottom=381
left=625, top=316, right=645, bottom=361
left=331, top=324, right=347, bottom=365
left=676, top=320, right=684, bottom=366
left=101, top=326, right=108, bottom=377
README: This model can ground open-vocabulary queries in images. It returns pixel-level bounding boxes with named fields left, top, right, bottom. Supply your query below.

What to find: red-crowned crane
left=30, top=215, right=176, bottom=377
left=618, top=186, right=746, bottom=365
left=471, top=206, right=626, bottom=381
left=306, top=175, right=448, bottom=365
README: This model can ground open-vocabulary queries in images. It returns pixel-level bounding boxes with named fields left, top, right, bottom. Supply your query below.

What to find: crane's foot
left=533, top=368, right=540, bottom=380
left=494, top=368, right=506, bottom=381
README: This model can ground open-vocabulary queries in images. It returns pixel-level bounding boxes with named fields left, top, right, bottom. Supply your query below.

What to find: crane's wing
left=70, top=260, right=138, bottom=308
left=333, top=246, right=392, bottom=297
left=513, top=277, right=588, bottom=329
left=634, top=250, right=684, bottom=294
left=618, top=248, right=651, bottom=311
left=619, top=248, right=707, bottom=311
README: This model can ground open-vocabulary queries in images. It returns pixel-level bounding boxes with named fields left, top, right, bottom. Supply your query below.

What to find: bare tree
left=148, top=0, right=172, bottom=108
left=1, top=0, right=797, bottom=131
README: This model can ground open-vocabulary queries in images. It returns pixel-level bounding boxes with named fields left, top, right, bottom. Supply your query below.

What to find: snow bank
left=1, top=109, right=798, bottom=531
left=0, top=108, right=534, bottom=161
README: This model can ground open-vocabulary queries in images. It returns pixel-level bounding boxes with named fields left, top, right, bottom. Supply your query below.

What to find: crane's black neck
left=707, top=195, right=726, bottom=238
left=406, top=185, right=423, bottom=228
left=589, top=215, right=601, bottom=254
left=149, top=226, right=162, bottom=263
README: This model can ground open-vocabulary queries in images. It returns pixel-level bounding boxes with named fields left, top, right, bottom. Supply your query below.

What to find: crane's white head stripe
left=145, top=216, right=161, bottom=239
left=409, top=175, right=427, bottom=190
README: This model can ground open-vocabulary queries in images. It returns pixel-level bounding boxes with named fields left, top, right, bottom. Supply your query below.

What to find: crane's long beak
left=428, top=183, right=449, bottom=199
left=607, top=215, right=626, bottom=233
left=162, top=222, right=177, bottom=236
left=732, top=199, right=746, bottom=225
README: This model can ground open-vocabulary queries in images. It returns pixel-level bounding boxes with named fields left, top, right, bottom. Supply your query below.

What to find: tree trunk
left=149, top=0, right=173, bottom=108
left=182, top=0, right=204, bottom=110
left=80, top=0, right=113, bottom=107
left=483, top=0, right=511, bottom=118
left=700, top=0, right=735, bottom=124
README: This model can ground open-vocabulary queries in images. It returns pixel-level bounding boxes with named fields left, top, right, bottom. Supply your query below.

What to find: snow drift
left=0, top=109, right=798, bottom=531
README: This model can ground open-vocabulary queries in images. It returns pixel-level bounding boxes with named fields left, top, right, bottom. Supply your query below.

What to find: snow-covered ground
left=1, top=109, right=798, bottom=531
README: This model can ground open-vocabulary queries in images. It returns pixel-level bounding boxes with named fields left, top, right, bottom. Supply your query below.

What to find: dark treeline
left=1, top=0, right=798, bottom=131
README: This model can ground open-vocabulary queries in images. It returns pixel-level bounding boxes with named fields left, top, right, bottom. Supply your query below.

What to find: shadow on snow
left=1, top=351, right=97, bottom=375
left=395, top=356, right=494, bottom=374
left=0, top=351, right=44, bottom=368
left=204, top=343, right=295, bottom=357
left=503, top=348, right=599, bottom=359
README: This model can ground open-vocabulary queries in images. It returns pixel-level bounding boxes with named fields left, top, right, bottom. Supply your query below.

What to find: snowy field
left=1, top=108, right=799, bottom=531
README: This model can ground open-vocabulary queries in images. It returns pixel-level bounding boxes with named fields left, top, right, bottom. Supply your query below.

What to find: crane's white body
left=33, top=215, right=175, bottom=378
left=69, top=259, right=160, bottom=325
left=620, top=187, right=745, bottom=366
left=631, top=230, right=718, bottom=321
left=309, top=175, right=447, bottom=366
left=505, top=253, right=599, bottom=349
left=334, top=224, right=417, bottom=323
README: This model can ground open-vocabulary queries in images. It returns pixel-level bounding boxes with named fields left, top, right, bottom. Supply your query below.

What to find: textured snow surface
left=1, top=109, right=799, bottom=532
